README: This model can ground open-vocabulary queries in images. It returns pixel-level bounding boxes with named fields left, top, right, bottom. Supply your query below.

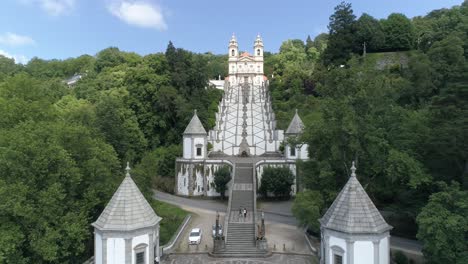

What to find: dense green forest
left=274, top=2, right=467, bottom=263
left=0, top=43, right=222, bottom=262
left=0, top=1, right=467, bottom=263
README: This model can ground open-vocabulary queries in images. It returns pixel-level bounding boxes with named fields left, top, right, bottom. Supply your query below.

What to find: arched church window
left=134, top=243, right=148, bottom=264
left=331, top=245, right=344, bottom=264
left=231, top=49, right=235, bottom=56
left=257, top=49, right=260, bottom=55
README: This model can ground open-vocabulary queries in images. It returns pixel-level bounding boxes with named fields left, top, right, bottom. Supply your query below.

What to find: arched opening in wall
left=331, top=245, right=344, bottom=264
left=134, top=243, right=148, bottom=264
left=231, top=49, right=235, bottom=56
left=257, top=49, right=260, bottom=56
left=241, top=151, right=249, bottom=157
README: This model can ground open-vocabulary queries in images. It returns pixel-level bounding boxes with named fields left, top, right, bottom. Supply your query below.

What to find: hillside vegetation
left=269, top=2, right=467, bottom=263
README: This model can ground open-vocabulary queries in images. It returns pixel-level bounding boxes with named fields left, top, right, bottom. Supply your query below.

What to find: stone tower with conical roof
left=284, top=109, right=308, bottom=160
left=320, top=162, right=392, bottom=264
left=182, top=109, right=207, bottom=160
left=93, top=163, right=162, bottom=264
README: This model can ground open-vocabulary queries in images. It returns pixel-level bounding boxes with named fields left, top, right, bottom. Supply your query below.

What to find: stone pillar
left=125, top=238, right=132, bottom=264
left=94, top=231, right=97, bottom=264
left=346, top=240, right=354, bottom=264
left=102, top=238, right=107, bottom=264
left=373, top=240, right=380, bottom=264
left=149, top=233, right=155, bottom=263
left=324, top=235, right=330, bottom=264
left=156, top=226, right=160, bottom=262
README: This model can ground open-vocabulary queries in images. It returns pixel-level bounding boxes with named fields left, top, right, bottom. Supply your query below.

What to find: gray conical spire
left=285, top=109, right=304, bottom=135
left=319, top=162, right=392, bottom=234
left=183, top=109, right=207, bottom=135
left=92, top=164, right=161, bottom=231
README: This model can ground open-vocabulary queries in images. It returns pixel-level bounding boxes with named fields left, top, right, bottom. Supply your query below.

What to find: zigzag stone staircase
left=213, top=162, right=269, bottom=257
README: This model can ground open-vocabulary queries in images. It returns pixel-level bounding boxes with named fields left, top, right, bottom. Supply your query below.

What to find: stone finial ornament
left=351, top=161, right=356, bottom=178
left=125, top=162, right=131, bottom=177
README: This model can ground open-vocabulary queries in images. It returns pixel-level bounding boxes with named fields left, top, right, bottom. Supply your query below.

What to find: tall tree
left=355, top=13, right=385, bottom=52
left=381, top=13, right=416, bottom=51
left=322, top=1, right=357, bottom=65
left=213, top=166, right=231, bottom=199
left=416, top=182, right=468, bottom=264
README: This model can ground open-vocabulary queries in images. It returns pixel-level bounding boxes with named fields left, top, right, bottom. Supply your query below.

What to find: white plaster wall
left=354, top=241, right=373, bottom=264
left=132, top=234, right=149, bottom=264
left=183, top=137, right=191, bottom=159
left=277, top=130, right=284, bottom=141
left=206, top=164, right=222, bottom=197
left=193, top=167, right=204, bottom=196
left=176, top=163, right=189, bottom=196
left=154, top=227, right=160, bottom=260
left=300, top=144, right=308, bottom=160
left=380, top=237, right=390, bottom=264
left=329, top=236, right=347, bottom=264
left=212, top=140, right=222, bottom=153
left=107, top=238, right=125, bottom=264
left=95, top=232, right=102, bottom=264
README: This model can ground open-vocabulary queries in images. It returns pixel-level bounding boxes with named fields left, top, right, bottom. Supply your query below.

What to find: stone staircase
left=213, top=162, right=269, bottom=257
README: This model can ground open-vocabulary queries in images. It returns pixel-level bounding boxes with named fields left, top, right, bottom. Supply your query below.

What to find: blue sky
left=0, top=0, right=462, bottom=63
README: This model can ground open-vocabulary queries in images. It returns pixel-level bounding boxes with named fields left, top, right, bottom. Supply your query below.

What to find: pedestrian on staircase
left=243, top=207, right=247, bottom=219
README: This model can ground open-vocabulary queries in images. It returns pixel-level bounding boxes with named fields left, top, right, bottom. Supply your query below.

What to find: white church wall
left=132, top=234, right=149, bottom=264
left=212, top=140, right=223, bottom=153
left=176, top=163, right=190, bottom=196
left=354, top=241, right=374, bottom=264
left=95, top=232, right=102, bottom=264
left=329, top=236, right=347, bottom=264
left=176, top=160, right=233, bottom=197
left=285, top=144, right=309, bottom=160
left=193, top=167, right=204, bottom=196
left=300, top=144, right=308, bottom=160
left=380, top=236, right=390, bottom=264
left=107, top=237, right=125, bottom=264
left=183, top=138, right=192, bottom=159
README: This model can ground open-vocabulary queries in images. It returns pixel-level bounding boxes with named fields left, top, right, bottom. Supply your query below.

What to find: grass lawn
left=151, top=200, right=188, bottom=245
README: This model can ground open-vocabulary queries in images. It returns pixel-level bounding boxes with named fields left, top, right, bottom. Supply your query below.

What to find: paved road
left=154, top=191, right=297, bottom=226
left=153, top=190, right=422, bottom=255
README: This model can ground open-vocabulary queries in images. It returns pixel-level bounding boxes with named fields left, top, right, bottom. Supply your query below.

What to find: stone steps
left=213, top=161, right=269, bottom=258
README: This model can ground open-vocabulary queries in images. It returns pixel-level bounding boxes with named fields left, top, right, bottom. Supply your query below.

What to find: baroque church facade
left=175, top=35, right=308, bottom=197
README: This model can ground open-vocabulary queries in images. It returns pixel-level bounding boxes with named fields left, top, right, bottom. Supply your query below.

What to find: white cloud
left=108, top=1, right=167, bottom=30
left=19, top=0, right=75, bottom=16
left=0, top=49, right=29, bottom=64
left=0, top=32, right=35, bottom=47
